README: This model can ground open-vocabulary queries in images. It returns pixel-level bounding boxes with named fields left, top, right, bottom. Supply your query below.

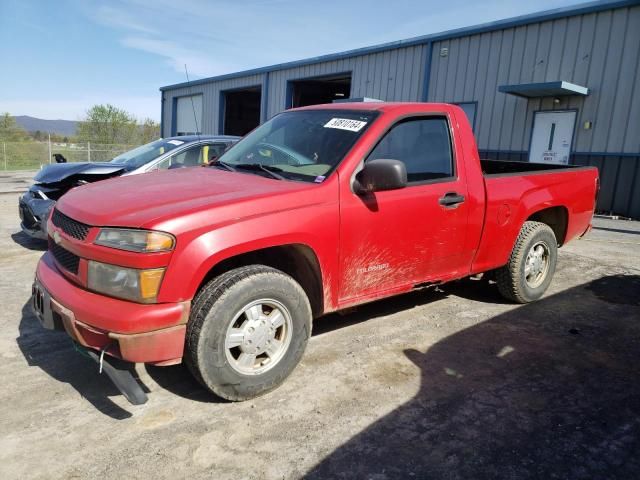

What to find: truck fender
left=159, top=225, right=332, bottom=314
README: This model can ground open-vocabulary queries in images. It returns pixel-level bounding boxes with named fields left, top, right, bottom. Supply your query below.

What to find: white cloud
left=94, top=5, right=159, bottom=34
left=85, top=0, right=356, bottom=78
left=120, top=36, right=235, bottom=77
left=85, top=0, right=585, bottom=83
left=90, top=0, right=242, bottom=78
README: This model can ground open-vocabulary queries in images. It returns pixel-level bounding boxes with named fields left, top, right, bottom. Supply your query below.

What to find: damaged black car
left=19, top=135, right=239, bottom=239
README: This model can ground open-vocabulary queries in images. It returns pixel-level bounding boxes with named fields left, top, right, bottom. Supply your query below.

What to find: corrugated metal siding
left=573, top=154, right=640, bottom=218
left=162, top=74, right=265, bottom=136
left=266, top=45, right=427, bottom=119
left=162, top=44, right=427, bottom=135
left=428, top=5, right=640, bottom=155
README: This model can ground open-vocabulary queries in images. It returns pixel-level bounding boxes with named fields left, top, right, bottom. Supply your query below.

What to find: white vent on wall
left=440, top=47, right=449, bottom=57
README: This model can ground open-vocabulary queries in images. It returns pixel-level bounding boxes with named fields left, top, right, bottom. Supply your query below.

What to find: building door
left=222, top=87, right=262, bottom=136
left=529, top=110, right=577, bottom=164
left=175, top=95, right=202, bottom=136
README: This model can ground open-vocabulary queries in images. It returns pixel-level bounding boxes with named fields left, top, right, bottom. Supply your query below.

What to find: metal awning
left=498, top=81, right=589, bottom=98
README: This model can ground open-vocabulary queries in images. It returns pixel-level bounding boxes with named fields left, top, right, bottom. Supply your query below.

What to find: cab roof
left=290, top=101, right=455, bottom=113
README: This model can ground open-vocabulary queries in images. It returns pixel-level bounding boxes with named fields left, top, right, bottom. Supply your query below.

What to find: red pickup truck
left=32, top=102, right=598, bottom=402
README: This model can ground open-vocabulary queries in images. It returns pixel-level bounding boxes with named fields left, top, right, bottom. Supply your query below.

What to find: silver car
left=19, top=135, right=240, bottom=240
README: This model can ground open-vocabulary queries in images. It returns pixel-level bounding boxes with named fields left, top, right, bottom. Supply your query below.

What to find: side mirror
left=354, top=159, right=407, bottom=194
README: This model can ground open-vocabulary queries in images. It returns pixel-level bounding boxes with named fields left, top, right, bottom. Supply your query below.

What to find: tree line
left=0, top=104, right=160, bottom=145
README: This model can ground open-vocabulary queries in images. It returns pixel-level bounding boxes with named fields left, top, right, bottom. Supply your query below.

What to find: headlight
left=87, top=260, right=165, bottom=303
left=95, top=228, right=175, bottom=252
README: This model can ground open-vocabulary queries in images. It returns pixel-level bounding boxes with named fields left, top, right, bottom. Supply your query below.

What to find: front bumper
left=19, top=193, right=54, bottom=240
left=33, top=252, right=189, bottom=364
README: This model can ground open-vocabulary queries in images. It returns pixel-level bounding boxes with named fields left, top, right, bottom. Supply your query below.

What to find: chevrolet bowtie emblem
left=52, top=230, right=62, bottom=244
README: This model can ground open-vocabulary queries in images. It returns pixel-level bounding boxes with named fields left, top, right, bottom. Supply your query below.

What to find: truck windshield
left=110, top=139, right=183, bottom=170
left=216, top=109, right=379, bottom=182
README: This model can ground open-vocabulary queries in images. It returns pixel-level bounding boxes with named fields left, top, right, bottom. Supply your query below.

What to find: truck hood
left=34, top=162, right=126, bottom=185
left=56, top=167, right=316, bottom=231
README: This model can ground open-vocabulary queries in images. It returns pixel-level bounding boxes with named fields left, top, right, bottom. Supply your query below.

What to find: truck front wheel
left=496, top=221, right=557, bottom=303
left=185, top=265, right=312, bottom=401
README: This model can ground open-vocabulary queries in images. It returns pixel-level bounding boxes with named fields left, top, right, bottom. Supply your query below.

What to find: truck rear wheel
left=185, top=265, right=312, bottom=401
left=496, top=221, right=557, bottom=303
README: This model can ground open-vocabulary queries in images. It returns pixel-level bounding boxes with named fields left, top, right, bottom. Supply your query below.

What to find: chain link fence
left=1, top=141, right=140, bottom=170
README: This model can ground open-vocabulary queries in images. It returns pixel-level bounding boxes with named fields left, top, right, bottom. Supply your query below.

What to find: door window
left=156, top=145, right=204, bottom=170
left=367, top=117, right=453, bottom=183
left=205, top=143, right=230, bottom=163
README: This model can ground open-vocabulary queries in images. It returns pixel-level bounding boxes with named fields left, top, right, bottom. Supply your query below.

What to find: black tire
left=496, top=221, right=558, bottom=303
left=185, top=265, right=312, bottom=401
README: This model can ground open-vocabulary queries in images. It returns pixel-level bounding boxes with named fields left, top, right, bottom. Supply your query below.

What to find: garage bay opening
left=289, top=74, right=352, bottom=108
left=222, top=87, right=262, bottom=136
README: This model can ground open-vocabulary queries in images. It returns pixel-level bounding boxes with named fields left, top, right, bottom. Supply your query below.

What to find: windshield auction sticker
left=324, top=118, right=368, bottom=132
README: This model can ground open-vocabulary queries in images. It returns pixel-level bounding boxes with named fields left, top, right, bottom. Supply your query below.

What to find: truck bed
left=481, top=159, right=586, bottom=177
left=471, top=162, right=599, bottom=275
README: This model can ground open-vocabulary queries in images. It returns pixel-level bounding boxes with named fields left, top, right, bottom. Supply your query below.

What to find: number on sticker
left=324, top=118, right=368, bottom=132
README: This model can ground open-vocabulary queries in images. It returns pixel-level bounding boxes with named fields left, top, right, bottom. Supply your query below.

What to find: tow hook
left=74, top=343, right=148, bottom=405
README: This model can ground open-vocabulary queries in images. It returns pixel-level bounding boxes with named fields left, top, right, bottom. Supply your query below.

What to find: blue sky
left=0, top=0, right=587, bottom=122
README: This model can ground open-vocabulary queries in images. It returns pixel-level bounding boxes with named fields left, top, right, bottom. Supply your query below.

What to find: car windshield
left=216, top=109, right=379, bottom=182
left=110, top=138, right=185, bottom=170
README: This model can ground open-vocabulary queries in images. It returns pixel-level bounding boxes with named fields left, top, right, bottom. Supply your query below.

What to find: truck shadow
left=144, top=363, right=221, bottom=403
left=143, top=277, right=572, bottom=402
left=17, top=301, right=148, bottom=419
left=306, top=274, right=640, bottom=479
left=313, top=287, right=449, bottom=336
left=144, top=286, right=453, bottom=402
left=312, top=278, right=509, bottom=338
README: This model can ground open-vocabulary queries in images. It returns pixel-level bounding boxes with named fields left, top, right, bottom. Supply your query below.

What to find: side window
left=205, top=143, right=228, bottom=162
left=155, top=157, right=170, bottom=170
left=157, top=145, right=204, bottom=170
left=367, top=117, right=454, bottom=183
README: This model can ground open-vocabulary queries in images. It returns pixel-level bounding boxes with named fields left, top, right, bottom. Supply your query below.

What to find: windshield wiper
left=211, top=160, right=237, bottom=172
left=235, top=163, right=286, bottom=180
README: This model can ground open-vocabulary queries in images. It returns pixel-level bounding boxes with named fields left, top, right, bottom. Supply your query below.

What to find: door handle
left=439, top=192, right=465, bottom=207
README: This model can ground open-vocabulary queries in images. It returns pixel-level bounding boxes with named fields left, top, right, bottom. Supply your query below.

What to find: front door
left=338, top=115, right=469, bottom=303
left=529, top=110, right=577, bottom=164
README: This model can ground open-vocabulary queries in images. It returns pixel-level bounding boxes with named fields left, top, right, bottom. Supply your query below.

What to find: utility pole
left=48, top=133, right=52, bottom=164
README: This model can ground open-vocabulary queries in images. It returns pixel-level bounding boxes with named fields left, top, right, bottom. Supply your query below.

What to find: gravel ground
left=1, top=171, right=639, bottom=479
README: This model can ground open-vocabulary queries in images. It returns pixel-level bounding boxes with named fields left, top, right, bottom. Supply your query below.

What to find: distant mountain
left=13, top=116, right=78, bottom=136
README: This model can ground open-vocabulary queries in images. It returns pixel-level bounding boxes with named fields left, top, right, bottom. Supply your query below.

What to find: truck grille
left=49, top=239, right=80, bottom=275
left=51, top=208, right=90, bottom=241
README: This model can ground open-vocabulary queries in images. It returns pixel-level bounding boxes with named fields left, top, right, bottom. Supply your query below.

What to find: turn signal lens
left=87, top=260, right=165, bottom=303
left=146, top=232, right=175, bottom=251
left=95, top=228, right=175, bottom=253
left=139, top=268, right=165, bottom=301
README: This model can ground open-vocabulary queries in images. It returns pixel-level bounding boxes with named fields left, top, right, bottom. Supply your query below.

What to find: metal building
left=160, top=0, right=640, bottom=218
